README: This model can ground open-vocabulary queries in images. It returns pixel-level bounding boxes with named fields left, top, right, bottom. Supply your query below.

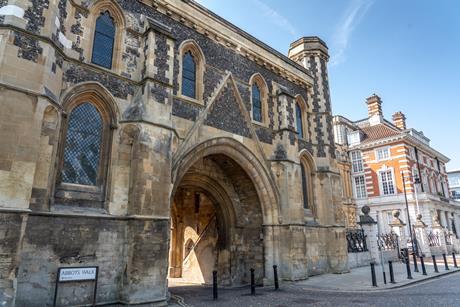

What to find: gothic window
left=252, top=84, right=262, bottom=122
left=301, top=163, right=309, bottom=209
left=62, top=103, right=103, bottom=186
left=92, top=11, right=115, bottom=69
left=182, top=51, right=197, bottom=99
left=295, top=102, right=304, bottom=138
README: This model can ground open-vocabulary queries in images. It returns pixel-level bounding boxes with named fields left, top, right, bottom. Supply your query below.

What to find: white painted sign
left=59, top=267, right=97, bottom=282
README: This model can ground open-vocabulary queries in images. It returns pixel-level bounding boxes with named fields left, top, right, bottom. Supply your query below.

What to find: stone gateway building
left=0, top=0, right=347, bottom=305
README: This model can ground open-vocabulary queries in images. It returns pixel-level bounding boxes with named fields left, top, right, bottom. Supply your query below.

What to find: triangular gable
left=173, top=73, right=270, bottom=169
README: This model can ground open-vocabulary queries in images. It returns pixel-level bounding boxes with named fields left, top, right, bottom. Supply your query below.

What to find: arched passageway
left=168, top=153, right=266, bottom=286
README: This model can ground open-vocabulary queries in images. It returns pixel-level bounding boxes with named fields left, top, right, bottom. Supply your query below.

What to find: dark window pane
left=296, top=103, right=303, bottom=138
left=182, top=51, right=196, bottom=98
left=301, top=164, right=309, bottom=209
left=252, top=84, right=262, bottom=122
left=62, top=103, right=103, bottom=186
left=91, top=11, right=115, bottom=69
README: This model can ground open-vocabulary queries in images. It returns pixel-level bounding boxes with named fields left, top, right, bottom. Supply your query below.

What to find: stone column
left=358, top=206, right=378, bottom=263
left=432, top=215, right=448, bottom=254
left=414, top=214, right=431, bottom=257
left=388, top=210, right=408, bottom=250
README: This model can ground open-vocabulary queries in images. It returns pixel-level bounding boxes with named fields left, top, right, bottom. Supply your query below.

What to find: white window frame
left=379, top=167, right=396, bottom=196
left=375, top=146, right=391, bottom=161
left=350, top=151, right=364, bottom=173
left=353, top=175, right=367, bottom=199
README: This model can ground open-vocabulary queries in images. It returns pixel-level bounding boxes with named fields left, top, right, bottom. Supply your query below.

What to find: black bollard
left=250, top=268, right=255, bottom=295
left=273, top=265, right=279, bottom=290
left=405, top=256, right=413, bottom=279
left=213, top=270, right=218, bottom=300
left=370, top=262, right=377, bottom=287
left=388, top=261, right=396, bottom=284
left=412, top=253, right=419, bottom=272
left=432, top=255, right=439, bottom=273
left=420, top=256, right=427, bottom=276
left=453, top=253, right=458, bottom=268
left=443, top=253, right=450, bottom=271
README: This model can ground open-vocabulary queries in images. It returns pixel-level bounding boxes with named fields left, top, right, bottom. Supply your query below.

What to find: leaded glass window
left=252, top=84, right=262, bottom=122
left=62, top=103, right=103, bottom=186
left=295, top=103, right=303, bottom=138
left=92, top=11, right=115, bottom=69
left=301, top=164, right=309, bottom=209
left=182, top=51, right=196, bottom=98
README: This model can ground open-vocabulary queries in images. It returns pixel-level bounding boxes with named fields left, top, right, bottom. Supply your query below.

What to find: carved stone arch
left=299, top=149, right=317, bottom=217
left=54, top=82, right=119, bottom=209
left=249, top=73, right=269, bottom=124
left=172, top=137, right=280, bottom=226
left=178, top=39, right=206, bottom=103
left=61, top=82, right=119, bottom=125
left=85, top=0, right=126, bottom=72
left=171, top=137, right=281, bottom=285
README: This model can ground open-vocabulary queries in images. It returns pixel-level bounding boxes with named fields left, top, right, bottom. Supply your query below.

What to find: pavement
left=168, top=255, right=460, bottom=306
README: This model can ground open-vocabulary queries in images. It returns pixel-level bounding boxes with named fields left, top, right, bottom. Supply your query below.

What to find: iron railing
left=445, top=232, right=453, bottom=246
left=346, top=229, right=368, bottom=253
left=428, top=232, right=441, bottom=247
left=377, top=232, right=399, bottom=251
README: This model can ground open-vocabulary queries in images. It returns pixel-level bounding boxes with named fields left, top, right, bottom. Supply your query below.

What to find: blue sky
left=196, top=0, right=460, bottom=170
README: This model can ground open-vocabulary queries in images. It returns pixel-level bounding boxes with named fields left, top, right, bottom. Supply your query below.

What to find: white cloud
left=330, top=0, right=373, bottom=67
left=251, top=0, right=299, bottom=38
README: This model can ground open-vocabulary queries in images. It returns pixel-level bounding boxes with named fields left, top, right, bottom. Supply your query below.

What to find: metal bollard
left=443, top=253, right=450, bottom=271
left=412, top=253, right=419, bottom=272
left=273, top=265, right=279, bottom=290
left=370, top=262, right=377, bottom=287
left=213, top=270, right=218, bottom=300
left=420, top=256, right=427, bottom=275
left=453, top=253, right=458, bottom=268
left=250, top=268, right=255, bottom=295
left=405, top=256, right=413, bottom=279
left=388, top=261, right=396, bottom=284
left=432, top=255, right=439, bottom=273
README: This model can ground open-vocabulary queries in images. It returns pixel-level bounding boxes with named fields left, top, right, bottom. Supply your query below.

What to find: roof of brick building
left=360, top=124, right=402, bottom=144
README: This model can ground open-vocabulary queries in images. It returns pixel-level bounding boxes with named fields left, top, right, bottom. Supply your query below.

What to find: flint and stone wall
left=0, top=0, right=347, bottom=305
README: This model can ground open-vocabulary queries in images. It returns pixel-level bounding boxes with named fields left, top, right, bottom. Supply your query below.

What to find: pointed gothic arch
left=86, top=0, right=126, bottom=72
left=299, top=149, right=317, bottom=216
left=249, top=73, right=269, bottom=125
left=178, top=39, right=206, bottom=103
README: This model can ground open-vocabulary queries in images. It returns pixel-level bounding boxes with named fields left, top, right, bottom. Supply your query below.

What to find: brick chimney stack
left=366, top=94, right=383, bottom=117
left=392, top=112, right=407, bottom=130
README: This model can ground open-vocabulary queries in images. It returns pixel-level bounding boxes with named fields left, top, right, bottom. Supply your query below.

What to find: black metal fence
left=428, top=232, right=441, bottom=247
left=346, top=229, right=368, bottom=253
left=445, top=232, right=453, bottom=246
left=377, top=232, right=399, bottom=251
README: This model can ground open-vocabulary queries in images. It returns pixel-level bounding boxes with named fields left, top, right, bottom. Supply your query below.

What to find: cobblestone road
left=170, top=271, right=460, bottom=306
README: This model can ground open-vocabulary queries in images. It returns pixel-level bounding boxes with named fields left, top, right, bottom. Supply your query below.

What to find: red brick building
left=334, top=95, right=457, bottom=236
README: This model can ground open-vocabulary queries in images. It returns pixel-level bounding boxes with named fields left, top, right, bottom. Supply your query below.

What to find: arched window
left=182, top=51, right=197, bottom=99
left=300, top=163, right=309, bottom=209
left=295, top=102, right=304, bottom=138
left=92, top=11, right=115, bottom=69
left=62, top=103, right=103, bottom=186
left=300, top=153, right=316, bottom=214
left=252, top=84, right=262, bottom=122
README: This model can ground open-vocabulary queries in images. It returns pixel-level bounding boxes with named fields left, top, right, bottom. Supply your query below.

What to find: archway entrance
left=168, top=154, right=265, bottom=286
